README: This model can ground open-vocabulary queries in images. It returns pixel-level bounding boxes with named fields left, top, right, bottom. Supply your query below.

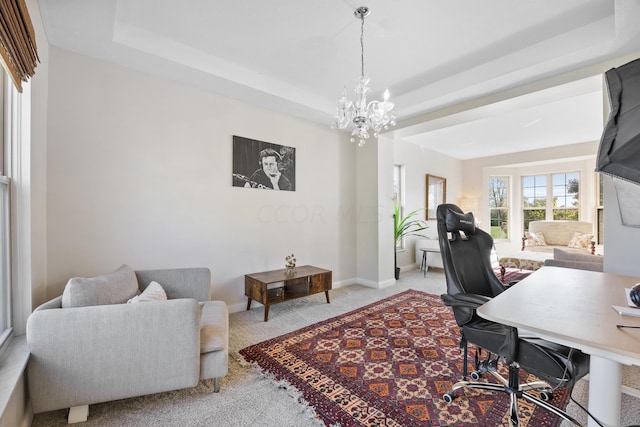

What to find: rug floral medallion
left=240, top=289, right=569, bottom=426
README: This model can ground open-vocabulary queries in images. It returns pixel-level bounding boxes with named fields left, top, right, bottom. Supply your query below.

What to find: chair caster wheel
left=470, top=371, right=482, bottom=380
left=540, top=389, right=554, bottom=401
left=443, top=393, right=455, bottom=403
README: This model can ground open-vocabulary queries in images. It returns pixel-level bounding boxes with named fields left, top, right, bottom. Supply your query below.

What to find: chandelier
left=331, top=6, right=396, bottom=147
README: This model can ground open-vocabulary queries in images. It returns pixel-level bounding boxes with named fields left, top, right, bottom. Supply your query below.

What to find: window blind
left=0, top=0, right=38, bottom=92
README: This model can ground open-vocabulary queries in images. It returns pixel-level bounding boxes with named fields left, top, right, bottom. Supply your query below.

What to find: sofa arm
left=135, top=268, right=211, bottom=301
left=543, top=259, right=604, bottom=272
left=26, top=298, right=201, bottom=414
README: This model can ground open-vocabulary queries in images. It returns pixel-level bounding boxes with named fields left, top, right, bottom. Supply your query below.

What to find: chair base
left=443, top=365, right=584, bottom=427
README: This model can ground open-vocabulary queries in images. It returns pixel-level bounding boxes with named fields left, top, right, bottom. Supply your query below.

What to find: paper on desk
left=612, top=305, right=640, bottom=317
left=613, top=288, right=640, bottom=316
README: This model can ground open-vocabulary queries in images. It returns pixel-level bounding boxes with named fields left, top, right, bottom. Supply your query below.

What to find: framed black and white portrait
left=232, top=136, right=296, bottom=191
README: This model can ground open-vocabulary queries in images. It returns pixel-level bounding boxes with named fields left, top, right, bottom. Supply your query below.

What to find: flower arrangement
left=285, top=254, right=297, bottom=276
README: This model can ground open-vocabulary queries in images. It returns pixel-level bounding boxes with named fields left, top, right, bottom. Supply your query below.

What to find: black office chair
left=437, top=203, right=590, bottom=426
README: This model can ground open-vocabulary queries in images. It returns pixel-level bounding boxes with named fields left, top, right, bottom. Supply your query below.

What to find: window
left=489, top=177, right=509, bottom=240
left=522, top=172, right=580, bottom=230
left=552, top=172, right=579, bottom=220
left=522, top=175, right=546, bottom=230
left=393, top=164, right=404, bottom=248
left=596, top=173, right=604, bottom=244
left=0, top=177, right=9, bottom=340
left=0, top=68, right=12, bottom=346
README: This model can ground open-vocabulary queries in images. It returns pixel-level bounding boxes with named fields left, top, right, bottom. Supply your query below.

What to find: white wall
left=28, top=0, right=49, bottom=315
left=393, top=139, right=462, bottom=269
left=45, top=48, right=357, bottom=312
left=603, top=176, right=640, bottom=276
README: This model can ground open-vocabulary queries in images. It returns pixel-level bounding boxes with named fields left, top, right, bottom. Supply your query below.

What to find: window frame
left=522, top=171, right=581, bottom=230
left=489, top=176, right=509, bottom=241
left=0, top=67, right=14, bottom=351
left=393, top=164, right=405, bottom=249
left=0, top=177, right=9, bottom=344
left=596, top=173, right=604, bottom=244
left=551, top=172, right=580, bottom=220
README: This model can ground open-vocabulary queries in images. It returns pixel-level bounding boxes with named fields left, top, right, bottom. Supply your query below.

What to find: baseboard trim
left=622, top=385, right=640, bottom=399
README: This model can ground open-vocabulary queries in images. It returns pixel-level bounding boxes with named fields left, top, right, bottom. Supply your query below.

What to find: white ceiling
left=37, top=0, right=640, bottom=159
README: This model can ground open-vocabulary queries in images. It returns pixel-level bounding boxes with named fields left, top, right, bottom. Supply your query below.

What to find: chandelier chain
left=360, top=13, right=365, bottom=78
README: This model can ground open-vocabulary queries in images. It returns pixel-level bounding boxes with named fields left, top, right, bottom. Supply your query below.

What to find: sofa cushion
left=200, top=301, right=228, bottom=353
left=62, top=264, right=139, bottom=308
left=128, top=281, right=167, bottom=303
left=525, top=231, right=547, bottom=247
left=567, top=232, right=594, bottom=250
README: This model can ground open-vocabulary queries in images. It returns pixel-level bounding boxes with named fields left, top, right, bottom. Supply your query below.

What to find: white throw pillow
left=567, top=232, right=594, bottom=249
left=128, top=281, right=167, bottom=303
left=525, top=231, right=547, bottom=247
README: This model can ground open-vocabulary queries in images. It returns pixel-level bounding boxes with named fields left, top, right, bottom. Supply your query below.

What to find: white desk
left=477, top=266, right=640, bottom=427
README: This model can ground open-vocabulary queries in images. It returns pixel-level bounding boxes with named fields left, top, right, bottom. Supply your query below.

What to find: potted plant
left=394, top=200, right=429, bottom=279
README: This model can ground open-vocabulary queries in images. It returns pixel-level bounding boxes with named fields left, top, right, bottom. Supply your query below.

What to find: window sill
left=0, top=335, right=29, bottom=419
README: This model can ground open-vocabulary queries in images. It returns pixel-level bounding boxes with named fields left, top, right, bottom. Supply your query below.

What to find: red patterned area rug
left=239, top=289, right=570, bottom=426
left=495, top=267, right=533, bottom=284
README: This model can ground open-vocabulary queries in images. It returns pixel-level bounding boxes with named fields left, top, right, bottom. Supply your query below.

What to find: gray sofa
left=26, top=265, right=228, bottom=423
left=543, top=248, right=604, bottom=272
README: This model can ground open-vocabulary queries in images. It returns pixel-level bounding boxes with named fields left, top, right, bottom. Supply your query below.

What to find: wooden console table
left=245, top=265, right=332, bottom=321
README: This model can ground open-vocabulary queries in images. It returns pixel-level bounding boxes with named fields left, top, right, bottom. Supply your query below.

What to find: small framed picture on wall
left=232, top=136, right=296, bottom=191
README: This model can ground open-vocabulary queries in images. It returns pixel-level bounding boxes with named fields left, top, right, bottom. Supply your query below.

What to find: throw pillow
left=62, top=264, right=139, bottom=308
left=568, top=232, right=594, bottom=249
left=128, top=281, right=167, bottom=303
left=525, top=231, right=547, bottom=247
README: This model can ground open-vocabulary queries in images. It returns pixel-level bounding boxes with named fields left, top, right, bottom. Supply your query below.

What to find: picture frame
left=232, top=136, right=296, bottom=191
left=426, top=174, right=446, bottom=220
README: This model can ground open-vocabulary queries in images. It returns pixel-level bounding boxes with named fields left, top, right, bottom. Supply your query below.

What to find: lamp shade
left=458, top=198, right=479, bottom=213
left=596, top=57, right=640, bottom=185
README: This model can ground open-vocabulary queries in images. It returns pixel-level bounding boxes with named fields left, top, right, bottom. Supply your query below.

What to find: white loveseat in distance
left=26, top=265, right=228, bottom=423
left=522, top=220, right=597, bottom=255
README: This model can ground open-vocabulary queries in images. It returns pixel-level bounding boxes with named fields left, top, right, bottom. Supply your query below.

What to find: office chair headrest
left=445, top=209, right=476, bottom=235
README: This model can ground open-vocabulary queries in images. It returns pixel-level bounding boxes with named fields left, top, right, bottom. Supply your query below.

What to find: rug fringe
left=238, top=356, right=329, bottom=426
left=232, top=351, right=341, bottom=426
left=230, top=350, right=252, bottom=368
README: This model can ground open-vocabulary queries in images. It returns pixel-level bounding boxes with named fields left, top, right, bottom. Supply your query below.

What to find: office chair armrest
left=441, top=293, right=491, bottom=309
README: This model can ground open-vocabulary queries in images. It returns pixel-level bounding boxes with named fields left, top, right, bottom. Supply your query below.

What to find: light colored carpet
left=31, top=268, right=640, bottom=426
